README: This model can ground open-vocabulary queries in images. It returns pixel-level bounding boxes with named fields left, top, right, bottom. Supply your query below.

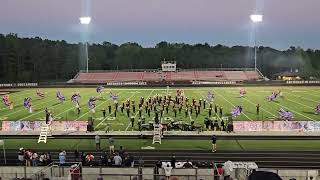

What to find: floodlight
left=250, top=14, right=263, bottom=23
left=79, top=16, right=91, bottom=25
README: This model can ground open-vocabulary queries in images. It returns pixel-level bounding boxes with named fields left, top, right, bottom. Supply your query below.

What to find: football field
left=1, top=86, right=320, bottom=131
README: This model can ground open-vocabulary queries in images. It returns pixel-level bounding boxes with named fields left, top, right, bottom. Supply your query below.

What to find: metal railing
left=0, top=172, right=315, bottom=180
left=78, top=68, right=257, bottom=73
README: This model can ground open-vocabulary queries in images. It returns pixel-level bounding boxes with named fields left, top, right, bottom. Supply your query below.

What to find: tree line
left=0, top=33, right=319, bottom=83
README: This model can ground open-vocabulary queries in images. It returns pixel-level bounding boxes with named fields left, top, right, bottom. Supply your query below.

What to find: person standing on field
left=95, top=134, right=101, bottom=150
left=211, top=135, right=217, bottom=152
left=256, top=104, right=260, bottom=115
left=108, top=136, right=115, bottom=154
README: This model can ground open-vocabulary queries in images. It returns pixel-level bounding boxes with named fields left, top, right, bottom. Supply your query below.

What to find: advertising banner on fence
left=1, top=121, right=87, bottom=132
left=233, top=121, right=314, bottom=132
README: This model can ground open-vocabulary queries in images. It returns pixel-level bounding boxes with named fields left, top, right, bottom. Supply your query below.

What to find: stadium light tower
left=79, top=16, right=91, bottom=73
left=250, top=14, right=263, bottom=71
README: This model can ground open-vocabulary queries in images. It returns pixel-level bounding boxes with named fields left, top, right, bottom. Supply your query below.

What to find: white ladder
left=152, top=125, right=162, bottom=144
left=38, top=123, right=51, bottom=143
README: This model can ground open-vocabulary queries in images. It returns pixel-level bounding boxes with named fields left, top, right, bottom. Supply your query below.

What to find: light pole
left=79, top=16, right=91, bottom=73
left=250, top=14, right=263, bottom=71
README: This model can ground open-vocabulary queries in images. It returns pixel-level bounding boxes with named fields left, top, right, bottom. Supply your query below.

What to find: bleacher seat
left=71, top=70, right=262, bottom=83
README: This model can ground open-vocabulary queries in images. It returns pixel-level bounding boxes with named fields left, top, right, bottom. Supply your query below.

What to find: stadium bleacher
left=71, top=69, right=263, bottom=83
left=196, top=71, right=225, bottom=81
left=224, top=71, right=248, bottom=81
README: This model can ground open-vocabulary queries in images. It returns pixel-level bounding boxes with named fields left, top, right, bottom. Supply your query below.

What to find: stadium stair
left=140, top=72, right=145, bottom=81
left=165, top=72, right=171, bottom=81
left=194, top=71, right=199, bottom=80
left=37, top=124, right=51, bottom=144
left=112, top=71, right=119, bottom=81
left=152, top=125, right=162, bottom=144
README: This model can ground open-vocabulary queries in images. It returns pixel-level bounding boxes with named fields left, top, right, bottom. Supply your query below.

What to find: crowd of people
left=17, top=136, right=138, bottom=168
left=17, top=148, right=52, bottom=166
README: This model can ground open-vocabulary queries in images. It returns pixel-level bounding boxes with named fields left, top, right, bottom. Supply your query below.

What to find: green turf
left=1, top=86, right=320, bottom=131
left=3, top=138, right=320, bottom=151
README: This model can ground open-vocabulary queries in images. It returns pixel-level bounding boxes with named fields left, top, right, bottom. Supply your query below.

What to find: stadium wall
left=0, top=80, right=320, bottom=89
left=0, top=166, right=317, bottom=180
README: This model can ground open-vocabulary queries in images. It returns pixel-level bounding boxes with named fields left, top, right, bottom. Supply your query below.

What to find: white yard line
left=1, top=90, right=33, bottom=101
left=10, top=90, right=74, bottom=119
left=125, top=90, right=155, bottom=131
left=34, top=91, right=94, bottom=120
left=285, top=91, right=318, bottom=103
left=3, top=92, right=57, bottom=117
left=197, top=91, right=223, bottom=121
left=0, top=90, right=52, bottom=111
left=277, top=104, right=315, bottom=121
left=184, top=89, right=194, bottom=122
left=76, top=92, right=128, bottom=121
left=212, top=89, right=253, bottom=121
left=21, top=102, right=62, bottom=120
left=249, top=91, right=315, bottom=121
left=95, top=92, right=134, bottom=129
left=300, top=93, right=320, bottom=99
left=309, top=89, right=320, bottom=96
left=294, top=89, right=320, bottom=98
left=284, top=98, right=314, bottom=109
left=242, top=96, right=277, bottom=118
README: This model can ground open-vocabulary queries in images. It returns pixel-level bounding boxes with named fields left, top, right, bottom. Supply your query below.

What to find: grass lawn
left=0, top=86, right=320, bottom=131
left=3, top=138, right=320, bottom=151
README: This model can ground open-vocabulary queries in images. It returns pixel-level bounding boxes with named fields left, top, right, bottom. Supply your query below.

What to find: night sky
left=1, top=0, right=319, bottom=49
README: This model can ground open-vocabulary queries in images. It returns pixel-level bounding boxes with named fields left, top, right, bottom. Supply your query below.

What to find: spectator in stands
left=25, top=149, right=32, bottom=166
left=44, top=152, right=52, bottom=165
left=107, top=154, right=113, bottom=166
left=100, top=151, right=107, bottom=166
left=248, top=171, right=282, bottom=180
left=81, top=152, right=86, bottom=165
left=74, top=149, right=79, bottom=161
left=31, top=151, right=38, bottom=166
left=124, top=154, right=134, bottom=167
left=97, top=175, right=104, bottom=180
left=95, top=134, right=101, bottom=150
left=156, top=160, right=162, bottom=168
left=85, top=152, right=95, bottom=166
left=170, top=156, right=176, bottom=168
left=59, top=150, right=66, bottom=166
left=18, top=148, right=25, bottom=165
left=211, top=135, right=217, bottom=152
left=215, top=164, right=224, bottom=180
left=38, top=153, right=45, bottom=166
left=138, top=157, right=144, bottom=167
left=119, top=146, right=125, bottom=159
left=223, top=160, right=234, bottom=180
left=164, top=164, right=173, bottom=180
left=182, top=159, right=193, bottom=168
left=114, top=153, right=122, bottom=167
left=108, top=136, right=115, bottom=154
